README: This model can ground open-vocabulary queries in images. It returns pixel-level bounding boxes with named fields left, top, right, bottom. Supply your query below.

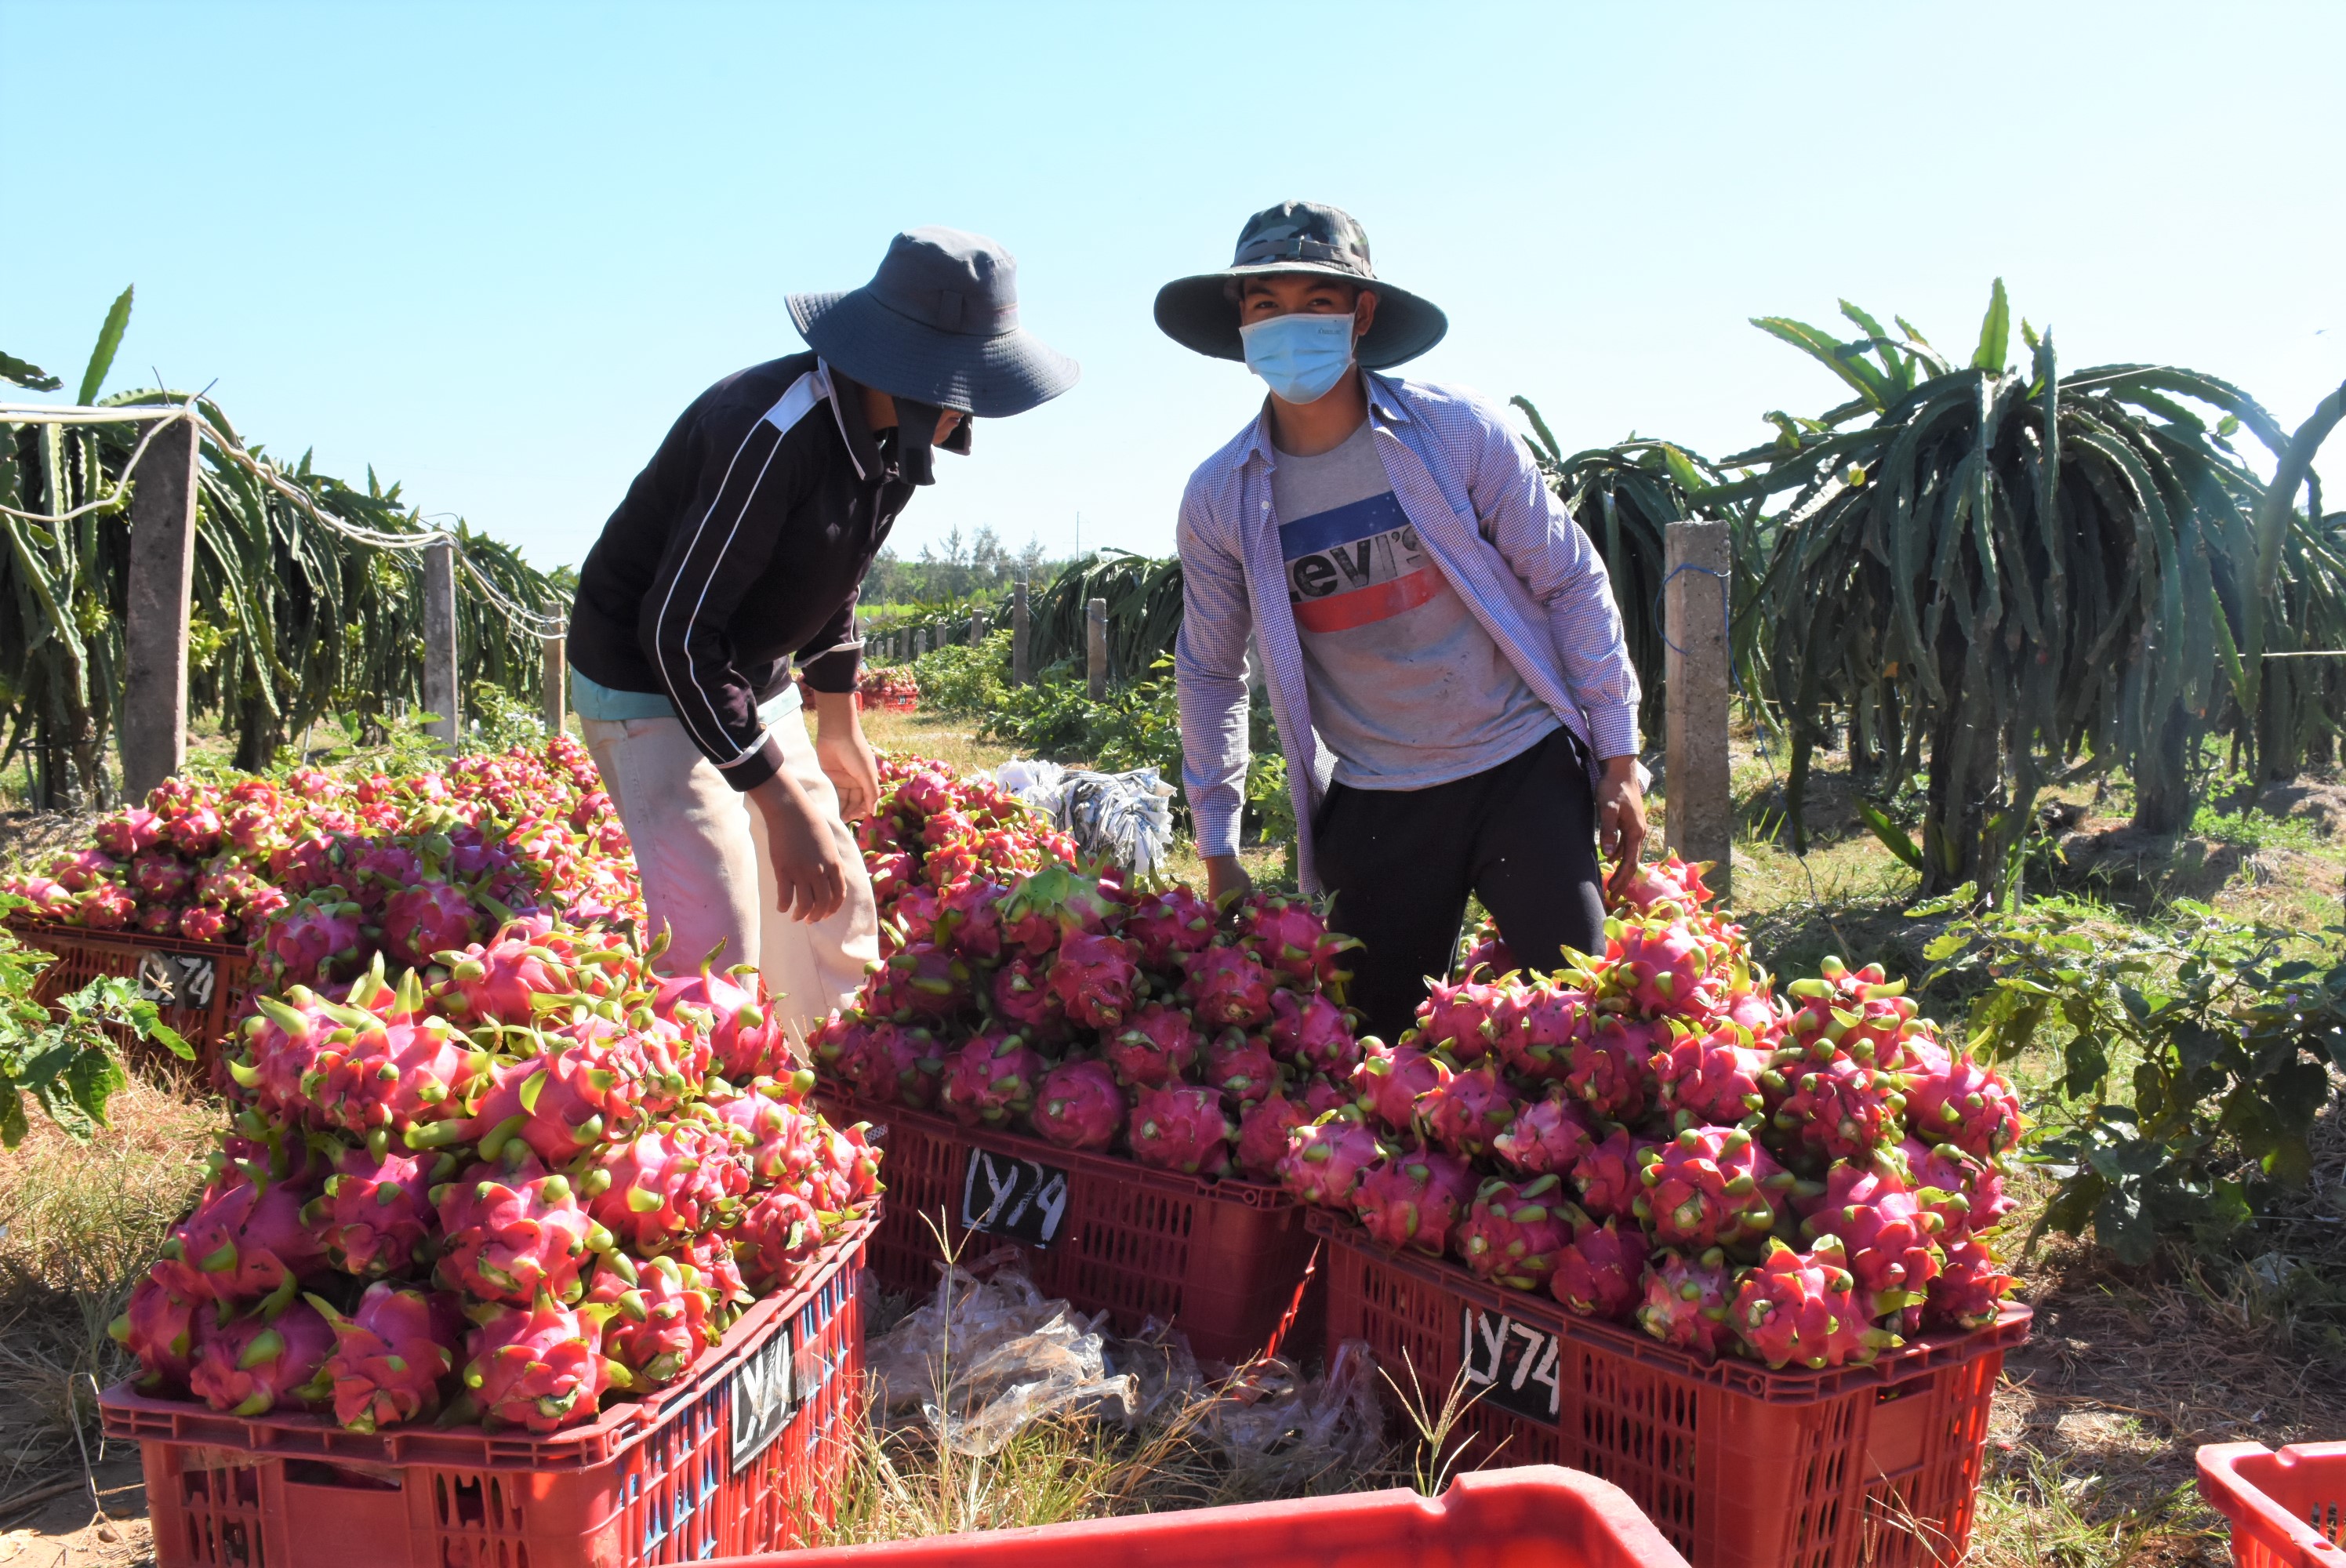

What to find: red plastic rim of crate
left=710, top=1462, right=1690, bottom=1568
left=835, top=1094, right=1294, bottom=1212
left=100, top=1214, right=877, bottom=1471
left=2199, top=1442, right=2346, bottom=1568
left=5, top=914, right=251, bottom=963
left=1306, top=1208, right=2032, bottom=1399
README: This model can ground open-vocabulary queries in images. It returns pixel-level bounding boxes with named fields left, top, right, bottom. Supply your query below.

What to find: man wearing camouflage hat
left=1156, top=201, right=1647, bottom=1044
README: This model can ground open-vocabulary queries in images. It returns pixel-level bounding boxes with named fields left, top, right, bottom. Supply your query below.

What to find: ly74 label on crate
left=960, top=1148, right=1070, bottom=1247
left=729, top=1323, right=797, bottom=1472
left=1459, top=1307, right=1561, bottom=1422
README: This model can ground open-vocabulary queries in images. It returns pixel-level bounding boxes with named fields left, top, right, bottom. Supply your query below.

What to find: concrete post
left=1663, top=520, right=1732, bottom=901
left=421, top=539, right=460, bottom=754
left=1012, top=580, right=1032, bottom=685
left=1087, top=597, right=1108, bottom=699
left=122, top=416, right=202, bottom=801
left=542, top=612, right=567, bottom=735
left=970, top=608, right=986, bottom=648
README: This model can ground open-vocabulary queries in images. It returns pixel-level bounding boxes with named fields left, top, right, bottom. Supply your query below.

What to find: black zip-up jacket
left=570, top=354, right=912, bottom=792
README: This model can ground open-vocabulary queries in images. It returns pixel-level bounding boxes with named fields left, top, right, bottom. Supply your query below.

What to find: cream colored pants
left=582, top=707, right=878, bottom=1050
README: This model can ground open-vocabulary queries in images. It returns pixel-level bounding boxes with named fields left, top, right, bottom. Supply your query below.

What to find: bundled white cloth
left=996, top=759, right=1175, bottom=875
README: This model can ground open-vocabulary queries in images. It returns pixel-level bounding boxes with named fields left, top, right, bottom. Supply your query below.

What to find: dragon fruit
left=728, top=1186, right=820, bottom=1290
left=1276, top=1108, right=1385, bottom=1207
left=1571, top=1126, right=1658, bottom=1223
left=167, top=804, right=225, bottom=858
left=304, top=1145, right=450, bottom=1278
left=1609, top=916, right=1720, bottom=1017
left=1636, top=1247, right=1736, bottom=1359
left=1418, top=1058, right=1520, bottom=1158
left=264, top=890, right=369, bottom=985
left=883, top=942, right=977, bottom=1021
left=1901, top=1047, right=2025, bottom=1160
left=1456, top=918, right=1516, bottom=981
left=1234, top=1091, right=1309, bottom=1178
left=585, top=1251, right=716, bottom=1388
left=1183, top=943, right=1276, bottom=1029
left=1801, top=1161, right=1943, bottom=1324
left=1654, top=1023, right=1771, bottom=1130
left=991, top=955, right=1071, bottom=1041
left=1234, top=891, right=1360, bottom=986
left=75, top=883, right=136, bottom=929
left=1767, top=1051, right=1906, bottom=1163
left=806, top=1119, right=882, bottom=1212
left=1494, top=983, right=1589, bottom=1083
left=190, top=1298, right=336, bottom=1416
left=1352, top=1145, right=1475, bottom=1257
left=438, top=931, right=572, bottom=1027
left=301, top=1283, right=461, bottom=1432
left=138, top=905, right=180, bottom=936
left=433, top=1151, right=605, bottom=1305
left=1924, top=1239, right=2017, bottom=1330
left=1047, top=931, right=1142, bottom=1029
left=584, top=1121, right=748, bottom=1253
left=1203, top=1029, right=1280, bottom=1107
left=1897, top=1137, right=2014, bottom=1238
left=1783, top=957, right=1920, bottom=1069
left=652, top=960, right=785, bottom=1081
left=300, top=1011, right=486, bottom=1145
left=1266, top=989, right=1360, bottom=1078
left=95, top=808, right=163, bottom=859
left=1031, top=1059, right=1125, bottom=1151
left=5, top=873, right=77, bottom=919
left=1351, top=1040, right=1447, bottom=1131
left=1298, top=1075, right=1355, bottom=1117
left=459, top=1298, right=612, bottom=1434
left=110, top=1275, right=202, bottom=1393
left=1412, top=978, right=1501, bottom=1064
left=858, top=1022, right=944, bottom=1108
left=468, top=1037, right=643, bottom=1166
left=942, top=1029, right=1049, bottom=1128
left=934, top=877, right=1010, bottom=961
left=128, top=849, right=191, bottom=901
left=999, top=863, right=1125, bottom=954
left=1124, top=886, right=1216, bottom=970
left=1454, top=1174, right=1578, bottom=1291
left=1567, top=1014, right=1658, bottom=1122
left=1104, top=1001, right=1201, bottom=1088
left=378, top=879, right=485, bottom=970
left=710, top=1083, right=815, bottom=1187
left=1612, top=854, right=1715, bottom=915
left=51, top=847, right=122, bottom=891
left=1491, top=1087, right=1600, bottom=1177
left=1634, top=1124, right=1792, bottom=1250
left=1552, top=1210, right=1642, bottom=1319
left=153, top=1170, right=325, bottom=1305
left=1731, top=1236, right=1899, bottom=1370
left=1128, top=1084, right=1237, bottom=1176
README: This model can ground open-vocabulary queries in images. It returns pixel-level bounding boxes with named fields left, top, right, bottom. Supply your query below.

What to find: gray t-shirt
left=1271, top=419, right=1558, bottom=789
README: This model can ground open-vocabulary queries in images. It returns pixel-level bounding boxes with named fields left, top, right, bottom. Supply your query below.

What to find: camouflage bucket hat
left=1153, top=200, right=1447, bottom=369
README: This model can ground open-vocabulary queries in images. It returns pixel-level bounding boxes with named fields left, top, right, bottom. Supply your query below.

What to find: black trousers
left=1314, top=728, right=1605, bottom=1046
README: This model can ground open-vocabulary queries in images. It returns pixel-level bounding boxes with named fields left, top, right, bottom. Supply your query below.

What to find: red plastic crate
left=2199, top=1442, right=2346, bottom=1568
left=100, top=1219, right=873, bottom=1568
left=6, top=917, right=252, bottom=1068
left=723, top=1462, right=1688, bottom=1567
left=837, top=1095, right=1320, bottom=1365
left=1313, top=1212, right=2030, bottom=1568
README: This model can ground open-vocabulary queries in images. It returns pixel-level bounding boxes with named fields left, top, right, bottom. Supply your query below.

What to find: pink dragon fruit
left=1567, top=1014, right=1658, bottom=1123
left=941, top=1029, right=1049, bottom=1128
left=95, top=808, right=162, bottom=858
left=991, top=955, right=1071, bottom=1041
left=110, top=1275, right=202, bottom=1393
left=75, top=883, right=136, bottom=929
left=1608, top=916, right=1720, bottom=1017
left=1491, top=1087, right=1600, bottom=1177
left=1276, top=1108, right=1385, bottom=1207
left=1901, top=1048, right=2025, bottom=1160
left=1266, top=989, right=1360, bottom=1078
left=1609, top=854, right=1715, bottom=914
left=728, top=1186, right=820, bottom=1291
left=1494, top=982, right=1589, bottom=1083
left=432, top=1151, right=605, bottom=1305
left=1234, top=1091, right=1309, bottom=1178
left=654, top=960, right=786, bottom=1082
left=999, top=863, right=1126, bottom=954
left=1047, top=931, right=1142, bottom=1029
left=934, top=877, right=1010, bottom=961
left=1636, top=1247, right=1736, bottom=1359
left=5, top=873, right=77, bottom=919
left=137, top=904, right=180, bottom=936
left=190, top=1298, right=336, bottom=1416
left=301, top=1283, right=462, bottom=1432
left=880, top=942, right=976, bottom=1021
left=1801, top=1161, right=1943, bottom=1325
left=166, top=804, right=225, bottom=858
left=1128, top=1084, right=1237, bottom=1176
left=1634, top=1124, right=1792, bottom=1250
left=1298, top=1074, right=1354, bottom=1116
left=1411, top=978, right=1502, bottom=1064
left=178, top=904, right=234, bottom=942
left=852, top=1021, right=944, bottom=1108
left=585, top=1251, right=716, bottom=1388
left=1552, top=1210, right=1642, bottom=1319
left=1767, top=1050, right=1906, bottom=1163
left=1352, top=1144, right=1475, bottom=1257
left=469, top=1037, right=643, bottom=1166
left=710, top=1083, right=815, bottom=1187
left=1104, top=1001, right=1201, bottom=1087
left=459, top=1298, right=612, bottom=1434
left=1454, top=1174, right=1578, bottom=1291
left=264, top=890, right=369, bottom=985
left=1031, top=1059, right=1125, bottom=1151
left=153, top=1170, right=325, bottom=1305
left=270, top=832, right=344, bottom=895
left=297, top=1000, right=485, bottom=1144
left=584, top=1121, right=748, bottom=1253
left=378, top=879, right=485, bottom=970
left=1456, top=916, right=1516, bottom=981
left=1233, top=891, right=1360, bottom=987
left=1203, top=1029, right=1280, bottom=1108
left=1124, top=886, right=1217, bottom=971
left=1417, top=1058, right=1521, bottom=1158
left=438, top=930, right=572, bottom=1027
left=1654, top=1022, right=1772, bottom=1131
left=1897, top=1137, right=2014, bottom=1239
left=1731, top=1236, right=1899, bottom=1369
left=1782, top=957, right=1920, bottom=1069
left=56, top=848, right=125, bottom=892
left=1350, top=1040, right=1447, bottom=1132
left=304, top=1145, right=451, bottom=1278
left=1923, top=1239, right=2017, bottom=1330
left=1571, top=1126, right=1659, bottom=1223
left=1183, top=943, right=1276, bottom=1029
left=806, top=1119, right=882, bottom=1212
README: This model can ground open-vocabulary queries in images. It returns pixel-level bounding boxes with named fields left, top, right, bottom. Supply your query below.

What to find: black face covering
left=886, top=396, right=971, bottom=486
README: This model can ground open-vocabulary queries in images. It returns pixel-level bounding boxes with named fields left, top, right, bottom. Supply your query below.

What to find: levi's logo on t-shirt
left=1280, top=490, right=1443, bottom=633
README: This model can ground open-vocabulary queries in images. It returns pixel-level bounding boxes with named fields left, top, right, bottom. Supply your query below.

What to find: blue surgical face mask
left=1239, top=310, right=1358, bottom=405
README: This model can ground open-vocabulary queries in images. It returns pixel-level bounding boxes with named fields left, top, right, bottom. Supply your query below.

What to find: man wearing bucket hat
left=569, top=227, right=1077, bottom=1040
left=1158, top=201, right=1646, bottom=1044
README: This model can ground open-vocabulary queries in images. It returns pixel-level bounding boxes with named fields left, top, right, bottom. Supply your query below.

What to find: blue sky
left=7, top=1, right=2344, bottom=572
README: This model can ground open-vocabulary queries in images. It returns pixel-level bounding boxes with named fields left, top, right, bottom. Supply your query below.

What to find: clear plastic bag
left=1204, top=1339, right=1389, bottom=1493
left=996, top=760, right=1175, bottom=875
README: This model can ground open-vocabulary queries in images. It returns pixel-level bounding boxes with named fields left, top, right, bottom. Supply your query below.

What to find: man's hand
left=1204, top=853, right=1253, bottom=909
left=809, top=688, right=879, bottom=822
left=749, top=772, right=848, bottom=923
left=1596, top=754, right=1649, bottom=899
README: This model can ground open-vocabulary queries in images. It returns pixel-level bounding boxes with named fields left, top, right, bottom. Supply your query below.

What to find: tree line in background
left=861, top=524, right=1058, bottom=608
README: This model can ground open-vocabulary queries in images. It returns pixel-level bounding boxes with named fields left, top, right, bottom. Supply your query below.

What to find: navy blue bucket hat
left=787, top=227, right=1079, bottom=419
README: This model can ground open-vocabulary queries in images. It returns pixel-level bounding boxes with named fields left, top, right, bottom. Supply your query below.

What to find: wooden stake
left=1087, top=597, right=1108, bottom=699
left=1663, top=520, right=1732, bottom=902
left=1012, top=579, right=1032, bottom=685
left=121, top=416, right=200, bottom=800
left=422, top=539, right=459, bottom=753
